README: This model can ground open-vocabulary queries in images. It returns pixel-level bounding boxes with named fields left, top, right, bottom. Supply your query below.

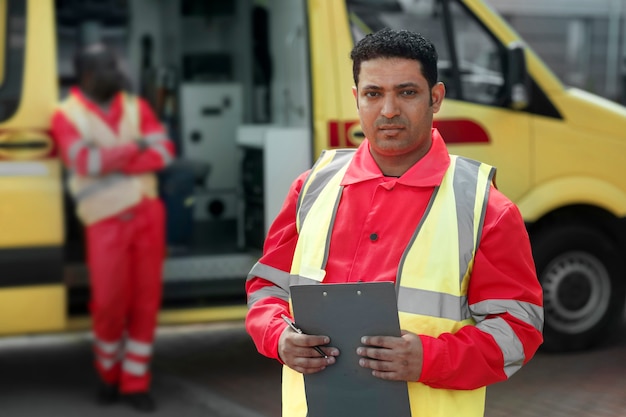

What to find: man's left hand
left=356, top=330, right=423, bottom=381
left=136, top=138, right=150, bottom=151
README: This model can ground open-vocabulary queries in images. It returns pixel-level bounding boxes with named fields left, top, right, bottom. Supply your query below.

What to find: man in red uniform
left=51, top=43, right=175, bottom=413
left=245, top=29, right=543, bottom=417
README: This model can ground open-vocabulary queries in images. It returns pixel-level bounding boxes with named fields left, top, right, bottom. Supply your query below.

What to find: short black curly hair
left=350, top=28, right=438, bottom=90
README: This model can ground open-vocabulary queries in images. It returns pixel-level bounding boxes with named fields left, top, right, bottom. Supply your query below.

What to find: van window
left=346, top=0, right=507, bottom=107
left=0, top=0, right=25, bottom=123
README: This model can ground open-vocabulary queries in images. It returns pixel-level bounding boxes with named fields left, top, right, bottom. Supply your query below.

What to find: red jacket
left=245, top=129, right=543, bottom=389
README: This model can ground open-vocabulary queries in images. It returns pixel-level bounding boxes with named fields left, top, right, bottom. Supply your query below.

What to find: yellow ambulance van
left=0, top=0, right=624, bottom=352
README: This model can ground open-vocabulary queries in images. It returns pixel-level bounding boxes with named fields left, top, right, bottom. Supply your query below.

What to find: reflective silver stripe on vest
left=296, top=150, right=355, bottom=230
left=127, top=339, right=153, bottom=357
left=73, top=173, right=130, bottom=202
left=453, top=157, right=488, bottom=283
left=68, top=139, right=88, bottom=167
left=122, top=358, right=149, bottom=376
left=397, top=286, right=470, bottom=321
left=470, top=160, right=495, bottom=251
left=398, top=157, right=494, bottom=288
left=453, top=158, right=479, bottom=284
left=295, top=149, right=354, bottom=270
left=87, top=147, right=101, bottom=175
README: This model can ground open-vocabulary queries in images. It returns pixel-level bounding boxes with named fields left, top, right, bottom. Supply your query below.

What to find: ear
left=430, top=82, right=446, bottom=113
left=352, top=86, right=359, bottom=109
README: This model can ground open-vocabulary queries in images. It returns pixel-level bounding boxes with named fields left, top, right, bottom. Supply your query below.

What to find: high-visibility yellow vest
left=284, top=148, right=496, bottom=417
left=58, top=92, right=158, bottom=225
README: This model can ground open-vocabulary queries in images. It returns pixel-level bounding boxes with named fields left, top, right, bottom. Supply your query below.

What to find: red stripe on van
left=329, top=121, right=341, bottom=147
left=434, top=119, right=490, bottom=144
left=328, top=120, right=361, bottom=147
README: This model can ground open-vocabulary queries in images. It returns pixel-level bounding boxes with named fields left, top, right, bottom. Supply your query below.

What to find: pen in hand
left=281, top=314, right=328, bottom=358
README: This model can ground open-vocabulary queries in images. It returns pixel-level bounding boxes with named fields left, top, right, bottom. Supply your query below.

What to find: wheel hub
left=542, top=251, right=611, bottom=334
left=557, top=273, right=592, bottom=310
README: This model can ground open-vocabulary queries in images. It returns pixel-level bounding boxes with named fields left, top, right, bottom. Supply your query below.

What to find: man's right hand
left=278, top=326, right=338, bottom=374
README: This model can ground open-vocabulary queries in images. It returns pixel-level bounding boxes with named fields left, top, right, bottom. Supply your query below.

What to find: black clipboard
left=290, top=282, right=411, bottom=417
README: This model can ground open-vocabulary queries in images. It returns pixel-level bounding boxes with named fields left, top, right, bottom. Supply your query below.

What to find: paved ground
left=0, top=322, right=268, bottom=417
left=158, top=321, right=626, bottom=417
left=0, top=319, right=625, bottom=417
left=485, top=337, right=626, bottom=417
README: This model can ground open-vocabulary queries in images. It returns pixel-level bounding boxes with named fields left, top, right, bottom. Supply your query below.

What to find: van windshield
left=346, top=0, right=507, bottom=106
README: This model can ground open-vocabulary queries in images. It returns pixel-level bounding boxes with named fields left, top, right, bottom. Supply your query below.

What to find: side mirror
left=506, top=42, right=530, bottom=110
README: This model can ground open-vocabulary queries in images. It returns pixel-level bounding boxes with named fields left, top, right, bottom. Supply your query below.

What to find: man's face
left=353, top=57, right=444, bottom=163
left=84, top=52, right=124, bottom=102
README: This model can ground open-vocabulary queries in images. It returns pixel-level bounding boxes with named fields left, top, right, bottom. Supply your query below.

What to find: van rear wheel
left=531, top=224, right=626, bottom=352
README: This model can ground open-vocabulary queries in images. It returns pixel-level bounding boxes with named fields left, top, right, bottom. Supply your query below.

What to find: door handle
left=201, top=107, right=222, bottom=116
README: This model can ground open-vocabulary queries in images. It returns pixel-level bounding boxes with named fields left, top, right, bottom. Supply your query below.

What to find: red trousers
left=86, top=197, right=165, bottom=393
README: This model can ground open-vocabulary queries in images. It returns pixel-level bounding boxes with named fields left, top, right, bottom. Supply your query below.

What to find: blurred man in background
left=50, top=42, right=175, bottom=413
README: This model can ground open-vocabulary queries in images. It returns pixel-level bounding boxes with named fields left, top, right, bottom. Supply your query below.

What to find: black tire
left=531, top=224, right=626, bottom=352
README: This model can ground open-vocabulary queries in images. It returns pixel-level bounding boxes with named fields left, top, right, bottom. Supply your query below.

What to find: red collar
left=341, top=128, right=451, bottom=187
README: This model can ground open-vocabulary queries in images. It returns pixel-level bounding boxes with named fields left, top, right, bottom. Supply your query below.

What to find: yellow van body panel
left=0, top=285, right=66, bottom=335
left=518, top=177, right=626, bottom=222
left=0, top=0, right=64, bottom=336
left=553, top=87, right=626, bottom=135
left=527, top=86, right=626, bottom=219
left=441, top=102, right=532, bottom=203
left=0, top=160, right=64, bottom=248
left=0, top=0, right=62, bottom=249
left=308, top=0, right=337, bottom=158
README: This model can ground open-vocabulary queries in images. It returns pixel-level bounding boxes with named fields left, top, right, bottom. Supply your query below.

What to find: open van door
left=0, top=0, right=65, bottom=335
